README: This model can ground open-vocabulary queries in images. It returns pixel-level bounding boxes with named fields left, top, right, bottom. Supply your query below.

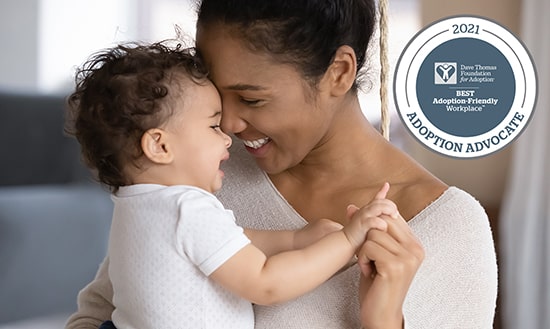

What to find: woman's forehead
left=199, top=42, right=276, bottom=84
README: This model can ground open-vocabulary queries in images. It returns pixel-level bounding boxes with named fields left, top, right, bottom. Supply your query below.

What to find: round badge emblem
left=394, top=15, right=537, bottom=158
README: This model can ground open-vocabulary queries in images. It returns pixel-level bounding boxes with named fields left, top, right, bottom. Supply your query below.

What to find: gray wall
left=0, top=0, right=39, bottom=92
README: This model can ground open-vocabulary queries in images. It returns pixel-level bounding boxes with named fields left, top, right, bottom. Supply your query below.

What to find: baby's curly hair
left=66, top=41, right=209, bottom=192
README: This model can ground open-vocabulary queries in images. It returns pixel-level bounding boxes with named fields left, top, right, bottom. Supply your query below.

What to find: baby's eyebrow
left=209, top=111, right=222, bottom=118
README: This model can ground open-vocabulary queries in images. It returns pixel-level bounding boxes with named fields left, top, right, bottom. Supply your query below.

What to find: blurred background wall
left=0, top=0, right=197, bottom=94
left=0, top=1, right=40, bottom=92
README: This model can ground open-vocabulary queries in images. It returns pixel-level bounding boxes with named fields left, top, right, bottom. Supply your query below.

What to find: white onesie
left=108, top=184, right=253, bottom=329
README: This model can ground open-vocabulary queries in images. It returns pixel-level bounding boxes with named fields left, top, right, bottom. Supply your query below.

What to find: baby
left=66, top=40, right=398, bottom=329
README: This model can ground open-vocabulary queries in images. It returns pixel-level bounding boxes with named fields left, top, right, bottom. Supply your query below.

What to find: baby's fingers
left=343, top=215, right=388, bottom=248
left=346, top=204, right=360, bottom=220
left=373, top=182, right=390, bottom=201
left=352, top=199, right=399, bottom=220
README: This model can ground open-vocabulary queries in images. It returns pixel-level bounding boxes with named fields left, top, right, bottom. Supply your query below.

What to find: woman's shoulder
left=402, top=184, right=498, bottom=327
left=409, top=184, right=487, bottom=223
left=390, top=177, right=448, bottom=221
left=394, top=175, right=488, bottom=226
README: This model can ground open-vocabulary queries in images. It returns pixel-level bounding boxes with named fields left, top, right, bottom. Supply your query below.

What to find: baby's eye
left=210, top=124, right=221, bottom=130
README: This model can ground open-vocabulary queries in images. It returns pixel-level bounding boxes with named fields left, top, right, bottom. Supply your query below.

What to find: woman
left=66, top=0, right=497, bottom=328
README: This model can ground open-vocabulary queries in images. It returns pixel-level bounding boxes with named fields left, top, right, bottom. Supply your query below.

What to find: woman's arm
left=64, top=257, right=114, bottom=329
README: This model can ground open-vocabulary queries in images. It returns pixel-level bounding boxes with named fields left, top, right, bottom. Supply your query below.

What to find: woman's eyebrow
left=225, top=83, right=267, bottom=91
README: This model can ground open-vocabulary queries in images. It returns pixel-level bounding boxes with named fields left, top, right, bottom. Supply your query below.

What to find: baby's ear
left=141, top=128, right=173, bottom=164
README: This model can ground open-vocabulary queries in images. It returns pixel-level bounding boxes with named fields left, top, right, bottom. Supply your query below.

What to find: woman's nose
left=221, top=101, right=247, bottom=134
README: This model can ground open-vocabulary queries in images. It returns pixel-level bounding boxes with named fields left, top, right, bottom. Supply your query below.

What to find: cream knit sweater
left=65, top=143, right=497, bottom=329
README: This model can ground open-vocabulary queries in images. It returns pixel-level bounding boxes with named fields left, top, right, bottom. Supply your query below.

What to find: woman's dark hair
left=65, top=41, right=208, bottom=192
left=196, top=0, right=377, bottom=91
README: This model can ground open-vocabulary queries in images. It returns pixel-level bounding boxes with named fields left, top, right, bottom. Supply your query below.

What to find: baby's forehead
left=168, top=69, right=211, bottom=89
left=164, top=76, right=219, bottom=111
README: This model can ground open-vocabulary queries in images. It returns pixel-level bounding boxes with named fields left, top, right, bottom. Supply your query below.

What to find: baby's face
left=162, top=80, right=232, bottom=192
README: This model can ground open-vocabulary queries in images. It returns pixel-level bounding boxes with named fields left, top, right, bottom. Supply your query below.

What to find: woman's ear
left=324, top=45, right=357, bottom=97
left=141, top=128, right=174, bottom=164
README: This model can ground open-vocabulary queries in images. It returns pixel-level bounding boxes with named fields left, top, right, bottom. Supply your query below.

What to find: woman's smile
left=242, top=137, right=272, bottom=156
left=242, top=137, right=271, bottom=149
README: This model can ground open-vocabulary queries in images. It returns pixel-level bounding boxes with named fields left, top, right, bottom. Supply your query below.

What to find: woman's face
left=196, top=24, right=335, bottom=174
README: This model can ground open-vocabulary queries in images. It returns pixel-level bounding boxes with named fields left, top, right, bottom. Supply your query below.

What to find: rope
left=379, top=0, right=390, bottom=141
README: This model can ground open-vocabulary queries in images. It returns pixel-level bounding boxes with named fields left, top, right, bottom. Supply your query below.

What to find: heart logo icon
left=436, top=64, right=456, bottom=82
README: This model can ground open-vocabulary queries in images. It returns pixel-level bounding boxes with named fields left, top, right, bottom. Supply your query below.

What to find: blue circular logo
left=394, top=16, right=537, bottom=158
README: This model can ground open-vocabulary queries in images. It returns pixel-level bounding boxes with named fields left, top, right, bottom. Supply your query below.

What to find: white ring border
left=394, top=15, right=537, bottom=158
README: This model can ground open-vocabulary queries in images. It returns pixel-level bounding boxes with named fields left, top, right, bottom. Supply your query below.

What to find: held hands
left=293, top=183, right=397, bottom=252
left=342, top=182, right=397, bottom=251
left=353, top=183, right=425, bottom=329
left=287, top=182, right=423, bottom=329
left=292, top=183, right=396, bottom=251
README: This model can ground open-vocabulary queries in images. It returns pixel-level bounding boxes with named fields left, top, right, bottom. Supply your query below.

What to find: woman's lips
left=242, top=137, right=271, bottom=156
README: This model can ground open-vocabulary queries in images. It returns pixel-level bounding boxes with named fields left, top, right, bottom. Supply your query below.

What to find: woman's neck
left=277, top=99, right=390, bottom=188
left=268, top=97, right=448, bottom=222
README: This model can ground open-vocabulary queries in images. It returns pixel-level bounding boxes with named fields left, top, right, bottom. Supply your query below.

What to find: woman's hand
left=356, top=212, right=424, bottom=329
left=346, top=183, right=424, bottom=329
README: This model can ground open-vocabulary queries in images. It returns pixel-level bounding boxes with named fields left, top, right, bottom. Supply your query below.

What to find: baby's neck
left=126, top=161, right=174, bottom=187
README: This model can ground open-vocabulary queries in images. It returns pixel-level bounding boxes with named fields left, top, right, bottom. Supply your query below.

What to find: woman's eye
left=210, top=124, right=221, bottom=130
left=240, top=98, right=262, bottom=106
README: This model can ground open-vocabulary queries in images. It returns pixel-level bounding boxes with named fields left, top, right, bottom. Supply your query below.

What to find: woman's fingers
left=357, top=215, right=424, bottom=277
left=363, top=229, right=402, bottom=256
left=357, top=230, right=398, bottom=277
left=383, top=213, right=419, bottom=247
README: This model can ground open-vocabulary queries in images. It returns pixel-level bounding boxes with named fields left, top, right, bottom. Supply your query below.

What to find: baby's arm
left=210, top=183, right=397, bottom=306
left=244, top=218, right=343, bottom=256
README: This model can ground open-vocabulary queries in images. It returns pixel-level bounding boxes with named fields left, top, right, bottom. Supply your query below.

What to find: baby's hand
left=294, top=218, right=344, bottom=249
left=343, top=182, right=399, bottom=248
